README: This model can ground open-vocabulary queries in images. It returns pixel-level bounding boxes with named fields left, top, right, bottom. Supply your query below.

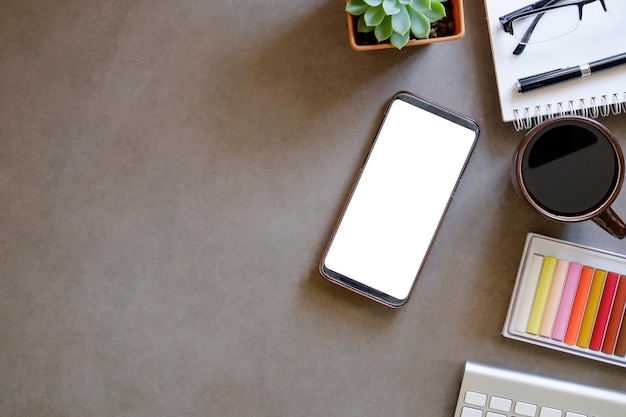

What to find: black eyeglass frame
left=499, top=0, right=607, bottom=35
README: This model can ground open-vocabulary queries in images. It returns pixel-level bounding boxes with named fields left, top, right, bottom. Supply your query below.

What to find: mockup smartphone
left=319, top=92, right=479, bottom=308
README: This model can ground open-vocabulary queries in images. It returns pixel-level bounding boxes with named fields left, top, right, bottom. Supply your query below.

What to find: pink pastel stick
left=551, top=262, right=583, bottom=341
left=539, top=259, right=570, bottom=337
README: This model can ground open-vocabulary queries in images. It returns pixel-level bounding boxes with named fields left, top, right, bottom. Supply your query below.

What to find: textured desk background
left=1, top=1, right=626, bottom=416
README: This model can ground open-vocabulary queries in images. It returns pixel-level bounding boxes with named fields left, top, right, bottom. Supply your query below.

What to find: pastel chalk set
left=503, top=233, right=626, bottom=368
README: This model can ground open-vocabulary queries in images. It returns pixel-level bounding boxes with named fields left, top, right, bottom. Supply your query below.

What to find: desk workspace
left=2, top=1, right=626, bottom=416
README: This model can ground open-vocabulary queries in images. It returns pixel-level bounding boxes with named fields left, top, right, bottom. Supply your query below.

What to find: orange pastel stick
left=563, top=266, right=594, bottom=345
left=576, top=269, right=606, bottom=349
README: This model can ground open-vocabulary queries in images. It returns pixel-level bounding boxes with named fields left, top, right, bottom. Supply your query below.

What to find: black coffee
left=521, top=121, right=619, bottom=216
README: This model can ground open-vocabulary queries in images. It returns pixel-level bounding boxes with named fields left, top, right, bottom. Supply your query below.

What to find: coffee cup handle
left=592, top=207, right=626, bottom=239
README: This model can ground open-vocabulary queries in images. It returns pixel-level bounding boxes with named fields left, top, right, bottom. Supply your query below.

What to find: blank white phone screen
left=324, top=99, right=476, bottom=301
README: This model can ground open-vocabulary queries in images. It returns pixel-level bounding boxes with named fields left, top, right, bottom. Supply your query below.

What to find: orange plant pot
left=346, top=0, right=466, bottom=51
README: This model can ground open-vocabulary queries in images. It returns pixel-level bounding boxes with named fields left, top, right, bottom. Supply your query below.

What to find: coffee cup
left=512, top=116, right=626, bottom=239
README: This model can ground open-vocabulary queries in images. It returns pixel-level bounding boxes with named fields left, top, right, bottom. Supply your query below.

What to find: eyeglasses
left=499, top=0, right=626, bottom=55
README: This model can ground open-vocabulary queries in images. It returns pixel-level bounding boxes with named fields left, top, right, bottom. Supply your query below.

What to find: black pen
left=515, top=52, right=626, bottom=94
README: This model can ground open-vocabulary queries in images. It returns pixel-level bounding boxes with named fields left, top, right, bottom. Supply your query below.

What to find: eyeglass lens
left=512, top=6, right=580, bottom=44
left=605, top=0, right=626, bottom=15
left=512, top=0, right=626, bottom=45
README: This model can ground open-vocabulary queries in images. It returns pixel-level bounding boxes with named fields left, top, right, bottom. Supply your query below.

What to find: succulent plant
left=346, top=0, right=448, bottom=49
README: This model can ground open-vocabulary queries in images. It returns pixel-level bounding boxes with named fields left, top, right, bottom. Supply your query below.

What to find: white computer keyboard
left=453, top=362, right=626, bottom=417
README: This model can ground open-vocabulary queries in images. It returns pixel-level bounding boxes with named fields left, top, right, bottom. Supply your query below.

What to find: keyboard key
left=465, top=391, right=487, bottom=406
left=539, top=406, right=562, bottom=417
left=489, top=396, right=512, bottom=412
left=486, top=412, right=505, bottom=417
left=565, top=413, right=586, bottom=417
left=460, top=406, right=483, bottom=417
left=515, top=401, right=538, bottom=416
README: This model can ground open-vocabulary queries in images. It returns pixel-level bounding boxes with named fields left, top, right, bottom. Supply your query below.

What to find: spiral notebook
left=484, top=0, right=626, bottom=130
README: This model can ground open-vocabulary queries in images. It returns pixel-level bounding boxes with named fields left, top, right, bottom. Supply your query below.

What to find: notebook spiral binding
left=513, top=92, right=626, bottom=131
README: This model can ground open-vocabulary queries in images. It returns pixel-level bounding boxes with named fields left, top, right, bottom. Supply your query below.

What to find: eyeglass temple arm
left=511, top=0, right=564, bottom=55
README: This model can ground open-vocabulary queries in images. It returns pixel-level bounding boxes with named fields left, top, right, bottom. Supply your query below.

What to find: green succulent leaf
left=399, top=0, right=412, bottom=4
left=364, top=4, right=386, bottom=26
left=390, top=30, right=410, bottom=49
left=374, top=15, right=393, bottom=41
left=424, top=1, right=446, bottom=22
left=391, top=6, right=411, bottom=34
left=357, top=15, right=375, bottom=32
left=382, top=0, right=401, bottom=14
left=346, top=0, right=371, bottom=15
left=408, top=8, right=431, bottom=38
left=409, top=0, right=430, bottom=12
left=363, top=0, right=384, bottom=6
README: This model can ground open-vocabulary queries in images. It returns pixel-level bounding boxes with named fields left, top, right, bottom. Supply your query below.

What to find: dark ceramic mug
left=513, top=116, right=626, bottom=239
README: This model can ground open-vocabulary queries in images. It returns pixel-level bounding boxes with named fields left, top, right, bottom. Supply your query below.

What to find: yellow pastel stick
left=576, top=269, right=607, bottom=348
left=514, top=254, right=545, bottom=333
left=527, top=256, right=557, bottom=335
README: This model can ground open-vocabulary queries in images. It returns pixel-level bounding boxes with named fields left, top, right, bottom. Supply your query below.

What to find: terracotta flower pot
left=346, top=0, right=466, bottom=51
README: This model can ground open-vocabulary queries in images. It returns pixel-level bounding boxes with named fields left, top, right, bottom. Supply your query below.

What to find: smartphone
left=319, top=92, right=479, bottom=308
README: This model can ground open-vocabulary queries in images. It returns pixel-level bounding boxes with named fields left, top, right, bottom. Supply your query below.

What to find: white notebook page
left=484, top=0, right=626, bottom=128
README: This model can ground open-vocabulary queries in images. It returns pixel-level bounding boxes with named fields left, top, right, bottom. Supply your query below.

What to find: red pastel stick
left=589, top=272, right=619, bottom=351
left=602, top=276, right=626, bottom=354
